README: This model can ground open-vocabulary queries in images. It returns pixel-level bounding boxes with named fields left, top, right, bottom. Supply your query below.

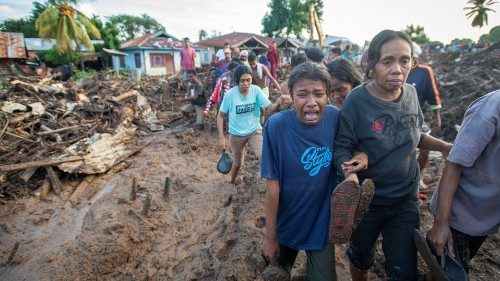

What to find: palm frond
left=35, top=8, right=59, bottom=38
left=75, top=10, right=101, bottom=39
left=57, top=16, right=73, bottom=54
left=67, top=15, right=94, bottom=51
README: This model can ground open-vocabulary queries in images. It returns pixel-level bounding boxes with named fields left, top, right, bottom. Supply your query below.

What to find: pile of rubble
left=0, top=69, right=212, bottom=197
left=431, top=42, right=500, bottom=141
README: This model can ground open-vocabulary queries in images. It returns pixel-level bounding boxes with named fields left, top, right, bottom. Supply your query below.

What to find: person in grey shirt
left=427, top=89, right=499, bottom=274
left=334, top=30, right=452, bottom=281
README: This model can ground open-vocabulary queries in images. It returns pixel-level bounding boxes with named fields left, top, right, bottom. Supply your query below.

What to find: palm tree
left=35, top=0, right=101, bottom=67
left=464, top=0, right=497, bottom=28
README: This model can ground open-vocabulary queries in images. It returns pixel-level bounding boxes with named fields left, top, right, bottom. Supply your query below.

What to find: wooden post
left=163, top=177, right=170, bottom=201
left=130, top=177, right=137, bottom=201
left=142, top=194, right=151, bottom=216
left=45, top=166, right=62, bottom=195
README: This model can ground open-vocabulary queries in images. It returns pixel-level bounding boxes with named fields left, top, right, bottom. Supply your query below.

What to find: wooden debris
left=142, top=194, right=152, bottom=216
left=1, top=241, right=20, bottom=266
left=0, top=156, right=84, bottom=173
left=45, top=166, right=62, bottom=195
left=130, top=177, right=137, bottom=201
left=163, top=177, right=170, bottom=201
left=67, top=175, right=96, bottom=206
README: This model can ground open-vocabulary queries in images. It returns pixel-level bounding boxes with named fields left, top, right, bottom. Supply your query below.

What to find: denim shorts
left=347, top=198, right=421, bottom=281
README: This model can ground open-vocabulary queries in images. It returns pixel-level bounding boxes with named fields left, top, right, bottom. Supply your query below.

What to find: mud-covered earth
left=0, top=123, right=498, bottom=280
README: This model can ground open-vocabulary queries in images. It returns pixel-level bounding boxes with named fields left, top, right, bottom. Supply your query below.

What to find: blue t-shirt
left=261, top=106, right=340, bottom=250
left=220, top=84, right=271, bottom=136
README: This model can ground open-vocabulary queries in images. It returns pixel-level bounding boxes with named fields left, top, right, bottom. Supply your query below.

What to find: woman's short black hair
left=364, top=29, right=413, bottom=79
left=326, top=58, right=363, bottom=88
left=234, top=65, right=253, bottom=83
left=248, top=53, right=257, bottom=62
left=288, top=61, right=331, bottom=96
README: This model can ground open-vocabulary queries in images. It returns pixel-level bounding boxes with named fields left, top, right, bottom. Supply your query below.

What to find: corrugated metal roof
left=24, top=38, right=105, bottom=51
left=0, top=32, right=27, bottom=59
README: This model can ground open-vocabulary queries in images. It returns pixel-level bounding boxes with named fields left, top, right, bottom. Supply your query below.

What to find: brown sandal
left=330, top=180, right=360, bottom=244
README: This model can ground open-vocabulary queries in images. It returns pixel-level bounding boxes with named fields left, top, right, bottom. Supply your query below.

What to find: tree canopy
left=35, top=0, right=100, bottom=61
left=403, top=24, right=431, bottom=44
left=90, top=15, right=120, bottom=49
left=107, top=14, right=165, bottom=42
left=261, top=0, right=323, bottom=38
left=0, top=1, right=49, bottom=37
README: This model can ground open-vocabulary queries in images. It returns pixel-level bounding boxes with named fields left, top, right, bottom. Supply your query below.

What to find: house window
left=119, top=56, right=125, bottom=68
left=134, top=53, right=141, bottom=68
left=150, top=54, right=166, bottom=68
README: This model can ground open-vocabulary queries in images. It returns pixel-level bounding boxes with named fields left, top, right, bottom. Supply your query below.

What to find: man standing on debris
left=267, top=41, right=281, bottom=79
left=248, top=53, right=283, bottom=98
left=406, top=43, right=442, bottom=179
left=180, top=38, right=196, bottom=83
left=427, top=89, right=499, bottom=275
left=180, top=70, right=206, bottom=130
left=217, top=65, right=282, bottom=185
left=214, top=48, right=232, bottom=71
left=261, top=61, right=367, bottom=280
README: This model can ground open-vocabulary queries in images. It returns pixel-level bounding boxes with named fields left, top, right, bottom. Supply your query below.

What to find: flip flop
left=330, top=180, right=361, bottom=244
left=413, top=230, right=448, bottom=281
left=353, top=179, right=375, bottom=227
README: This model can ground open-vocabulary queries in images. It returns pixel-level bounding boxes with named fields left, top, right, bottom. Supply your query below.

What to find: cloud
left=0, top=5, right=30, bottom=20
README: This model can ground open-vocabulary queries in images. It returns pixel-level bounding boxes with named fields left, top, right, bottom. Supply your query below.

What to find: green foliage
left=73, top=68, right=97, bottom=80
left=38, top=46, right=78, bottom=67
left=90, top=15, right=120, bottom=49
left=489, top=25, right=500, bottom=41
left=451, top=38, right=474, bottom=45
left=0, top=1, right=49, bottom=37
left=108, top=14, right=165, bottom=42
left=261, top=0, right=323, bottom=39
left=403, top=24, right=431, bottom=44
left=35, top=0, right=101, bottom=56
left=198, top=29, right=207, bottom=41
left=464, top=0, right=497, bottom=28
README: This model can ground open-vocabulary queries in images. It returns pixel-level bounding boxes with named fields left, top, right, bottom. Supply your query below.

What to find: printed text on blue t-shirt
left=236, top=103, right=255, bottom=114
left=300, top=147, right=332, bottom=176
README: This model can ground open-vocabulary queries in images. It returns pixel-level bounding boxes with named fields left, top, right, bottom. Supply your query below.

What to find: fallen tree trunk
left=0, top=156, right=84, bottom=173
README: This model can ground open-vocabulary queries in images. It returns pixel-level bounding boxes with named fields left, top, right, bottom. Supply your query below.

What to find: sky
left=1, top=0, right=499, bottom=45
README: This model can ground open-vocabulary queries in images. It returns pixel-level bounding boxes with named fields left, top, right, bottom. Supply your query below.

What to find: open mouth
left=304, top=111, right=320, bottom=122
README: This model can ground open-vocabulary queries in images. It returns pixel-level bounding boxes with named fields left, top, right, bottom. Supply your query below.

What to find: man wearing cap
left=215, top=48, right=232, bottom=71
left=215, top=42, right=230, bottom=62
left=406, top=43, right=442, bottom=177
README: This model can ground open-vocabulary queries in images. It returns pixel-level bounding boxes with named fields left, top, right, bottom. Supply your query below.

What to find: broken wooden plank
left=1, top=241, right=20, bottom=267
left=37, top=125, right=81, bottom=136
left=45, top=166, right=62, bottom=195
left=0, top=156, right=84, bottom=173
left=130, top=177, right=137, bottom=201
left=20, top=167, right=37, bottom=183
left=67, top=175, right=96, bottom=206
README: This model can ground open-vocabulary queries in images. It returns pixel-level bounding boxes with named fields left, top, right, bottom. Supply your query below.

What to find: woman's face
left=371, top=38, right=412, bottom=94
left=330, top=77, right=353, bottom=108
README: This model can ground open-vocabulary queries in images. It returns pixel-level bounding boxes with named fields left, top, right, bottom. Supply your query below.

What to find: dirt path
left=0, top=126, right=498, bottom=280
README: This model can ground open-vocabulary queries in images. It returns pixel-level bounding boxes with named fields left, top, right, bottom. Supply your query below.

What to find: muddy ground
left=0, top=118, right=498, bottom=280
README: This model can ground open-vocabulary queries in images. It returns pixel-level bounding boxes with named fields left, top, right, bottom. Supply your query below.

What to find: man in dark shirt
left=180, top=69, right=206, bottom=130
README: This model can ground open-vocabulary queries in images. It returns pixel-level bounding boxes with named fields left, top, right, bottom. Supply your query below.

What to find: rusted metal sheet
left=0, top=32, right=27, bottom=59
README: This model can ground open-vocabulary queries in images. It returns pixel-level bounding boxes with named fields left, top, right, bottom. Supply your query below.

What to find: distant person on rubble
left=215, top=42, right=230, bottom=62
left=239, top=50, right=250, bottom=67
left=214, top=48, right=232, bottom=71
left=180, top=69, right=206, bottom=130
left=217, top=65, right=282, bottom=185
left=334, top=30, right=452, bottom=281
left=267, top=42, right=281, bottom=79
left=406, top=43, right=442, bottom=180
left=261, top=61, right=367, bottom=280
left=305, top=47, right=325, bottom=64
left=327, top=47, right=342, bottom=63
left=341, top=45, right=353, bottom=62
left=180, top=37, right=196, bottom=84
left=427, top=89, right=499, bottom=275
left=248, top=53, right=283, bottom=99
